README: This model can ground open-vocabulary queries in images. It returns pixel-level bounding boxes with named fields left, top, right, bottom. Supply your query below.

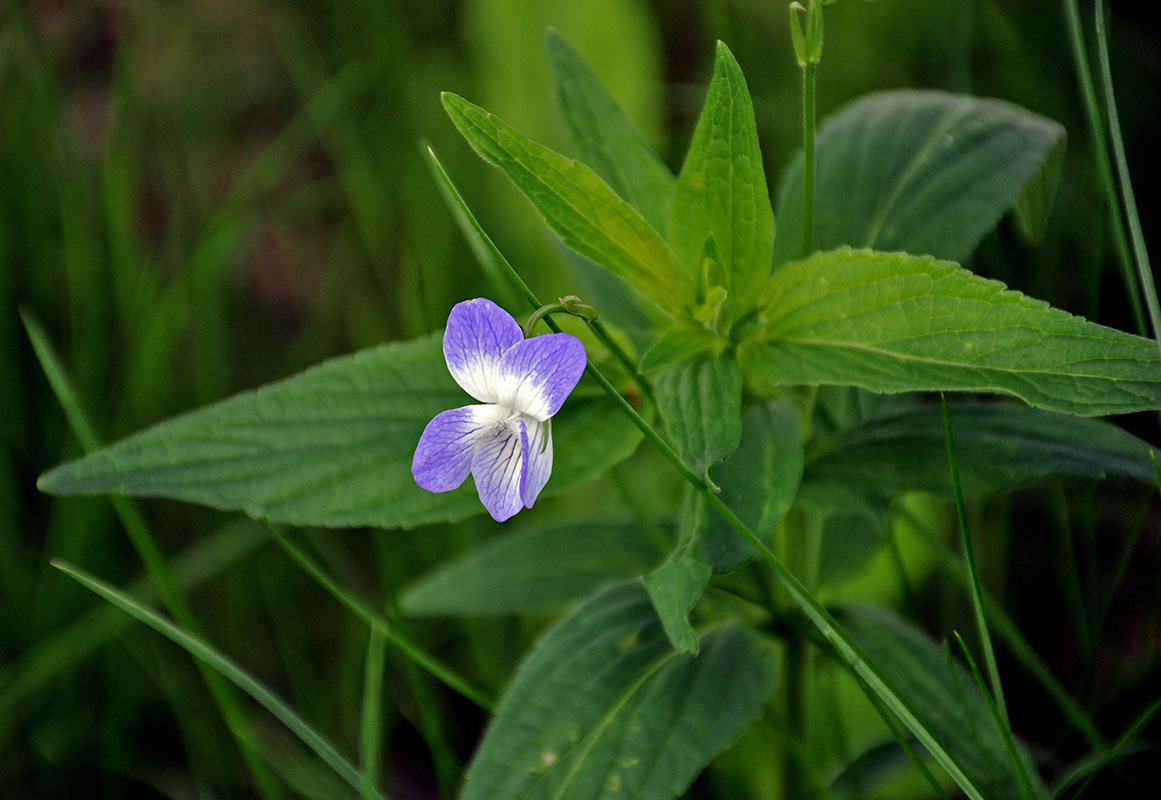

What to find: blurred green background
left=2, top=0, right=1159, bottom=797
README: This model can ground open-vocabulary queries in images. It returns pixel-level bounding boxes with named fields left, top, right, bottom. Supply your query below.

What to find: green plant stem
left=800, top=59, right=817, bottom=259
left=261, top=523, right=494, bottom=712
left=1062, top=0, right=1147, bottom=337
left=941, top=395, right=1008, bottom=725
left=1094, top=0, right=1161, bottom=353
left=22, top=310, right=285, bottom=800
left=359, top=625, right=387, bottom=800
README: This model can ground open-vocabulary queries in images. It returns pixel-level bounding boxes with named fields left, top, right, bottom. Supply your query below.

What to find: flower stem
left=800, top=58, right=817, bottom=260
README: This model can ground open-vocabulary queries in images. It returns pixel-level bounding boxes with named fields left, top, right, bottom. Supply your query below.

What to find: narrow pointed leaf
left=400, top=517, right=669, bottom=616
left=839, top=605, right=1047, bottom=800
left=670, top=42, right=774, bottom=315
left=461, top=582, right=775, bottom=800
left=546, top=28, right=675, bottom=234
left=654, top=353, right=743, bottom=478
left=442, top=92, right=696, bottom=312
left=740, top=248, right=1161, bottom=416
left=772, top=91, right=1066, bottom=266
left=643, top=540, right=712, bottom=653
left=39, top=334, right=642, bottom=529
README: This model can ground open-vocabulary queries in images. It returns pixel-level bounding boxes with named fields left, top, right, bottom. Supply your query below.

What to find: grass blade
left=359, top=625, right=388, bottom=800
left=52, top=559, right=385, bottom=799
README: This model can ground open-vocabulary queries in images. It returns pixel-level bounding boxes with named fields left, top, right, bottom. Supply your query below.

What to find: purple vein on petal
left=412, top=405, right=504, bottom=492
left=444, top=298, right=523, bottom=404
left=471, top=417, right=528, bottom=522
left=497, top=333, right=587, bottom=421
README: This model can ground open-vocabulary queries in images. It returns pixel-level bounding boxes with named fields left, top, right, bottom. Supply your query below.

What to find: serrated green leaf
left=839, top=605, right=1048, bottom=800
left=670, top=42, right=774, bottom=318
left=699, top=399, right=804, bottom=573
left=461, top=582, right=775, bottom=800
left=400, top=517, right=668, bottom=616
left=38, top=334, right=642, bottom=529
left=639, top=323, right=719, bottom=374
left=740, top=248, right=1161, bottom=416
left=772, top=91, right=1066, bottom=266
left=442, top=92, right=696, bottom=313
left=642, top=540, right=712, bottom=653
left=546, top=28, right=675, bottom=235
left=654, top=354, right=743, bottom=480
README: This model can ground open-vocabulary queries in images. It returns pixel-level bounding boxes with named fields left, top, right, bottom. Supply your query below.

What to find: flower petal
left=521, top=416, right=553, bottom=509
left=470, top=416, right=528, bottom=522
left=443, top=298, right=524, bottom=404
left=496, top=333, right=587, bottom=421
left=412, top=405, right=507, bottom=492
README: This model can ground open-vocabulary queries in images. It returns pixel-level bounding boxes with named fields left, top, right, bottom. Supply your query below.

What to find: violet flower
left=412, top=298, right=587, bottom=522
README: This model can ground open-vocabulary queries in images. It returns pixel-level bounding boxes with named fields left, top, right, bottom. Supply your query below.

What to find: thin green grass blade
left=262, top=523, right=494, bottom=712
left=1062, top=0, right=1146, bottom=336
left=52, top=560, right=384, bottom=800
left=950, top=633, right=1040, bottom=800
left=22, top=308, right=285, bottom=799
left=1095, top=0, right=1161, bottom=353
left=359, top=625, right=387, bottom=800
left=1061, top=697, right=1161, bottom=799
left=941, top=396, right=1007, bottom=724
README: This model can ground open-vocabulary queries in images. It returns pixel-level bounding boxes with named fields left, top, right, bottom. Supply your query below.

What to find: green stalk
left=262, top=523, right=494, bottom=712
left=1094, top=0, right=1161, bottom=353
left=941, top=396, right=1008, bottom=725
left=800, top=59, right=817, bottom=260
left=1062, top=0, right=1147, bottom=336
left=359, top=625, right=388, bottom=800
left=23, top=310, right=285, bottom=800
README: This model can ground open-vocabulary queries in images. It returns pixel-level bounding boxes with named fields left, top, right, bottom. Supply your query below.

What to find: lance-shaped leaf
left=460, top=582, right=775, bottom=800
left=772, top=91, right=1066, bottom=266
left=442, top=93, right=696, bottom=313
left=670, top=42, right=774, bottom=317
left=654, top=353, right=743, bottom=480
left=546, top=28, right=675, bottom=235
left=839, top=605, right=1048, bottom=800
left=400, top=517, right=669, bottom=616
left=739, top=248, right=1161, bottom=416
left=38, top=334, right=643, bottom=530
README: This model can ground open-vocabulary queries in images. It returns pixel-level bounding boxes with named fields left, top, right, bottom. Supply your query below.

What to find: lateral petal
left=444, top=298, right=523, bottom=404
left=521, top=416, right=553, bottom=509
left=496, top=333, right=587, bottom=421
left=470, top=416, right=529, bottom=522
left=412, top=405, right=507, bottom=492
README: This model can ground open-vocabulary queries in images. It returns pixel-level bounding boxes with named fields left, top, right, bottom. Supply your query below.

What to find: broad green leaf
left=442, top=92, right=696, bottom=312
left=654, top=354, right=743, bottom=480
left=546, top=28, right=675, bottom=234
left=461, top=582, right=775, bottom=800
left=803, top=399, right=1156, bottom=505
left=839, top=605, right=1048, bottom=800
left=642, top=540, right=712, bottom=653
left=638, top=321, right=719, bottom=374
left=699, top=399, right=804, bottom=573
left=400, top=517, right=668, bottom=616
left=670, top=42, right=774, bottom=317
left=740, top=248, right=1161, bottom=416
left=38, top=334, right=642, bottom=530
left=772, top=91, right=1067, bottom=266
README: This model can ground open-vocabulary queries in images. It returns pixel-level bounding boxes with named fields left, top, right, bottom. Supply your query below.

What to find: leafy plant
left=31, top=2, right=1161, bottom=798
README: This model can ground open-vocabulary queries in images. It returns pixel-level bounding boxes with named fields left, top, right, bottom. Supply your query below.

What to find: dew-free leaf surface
left=772, top=90, right=1066, bottom=266
left=442, top=93, right=696, bottom=313
left=740, top=248, right=1161, bottom=416
left=654, top=353, right=743, bottom=479
left=39, top=333, right=642, bottom=529
left=669, top=41, right=774, bottom=316
left=460, top=582, right=775, bottom=800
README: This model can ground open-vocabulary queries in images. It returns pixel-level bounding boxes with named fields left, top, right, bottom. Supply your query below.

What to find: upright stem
left=800, top=59, right=817, bottom=260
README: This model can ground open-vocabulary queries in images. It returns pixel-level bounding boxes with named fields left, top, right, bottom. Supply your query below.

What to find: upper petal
left=444, top=298, right=524, bottom=404
left=412, top=404, right=508, bottom=492
left=521, top=416, right=553, bottom=509
left=471, top=416, right=528, bottom=522
left=496, top=333, right=587, bottom=421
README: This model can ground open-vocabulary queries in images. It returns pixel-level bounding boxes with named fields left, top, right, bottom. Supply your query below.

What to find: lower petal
left=471, top=417, right=528, bottom=522
left=521, top=416, right=553, bottom=509
left=412, top=405, right=505, bottom=492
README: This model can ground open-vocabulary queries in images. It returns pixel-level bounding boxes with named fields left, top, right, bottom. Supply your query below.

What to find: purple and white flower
left=412, top=298, right=587, bottom=522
